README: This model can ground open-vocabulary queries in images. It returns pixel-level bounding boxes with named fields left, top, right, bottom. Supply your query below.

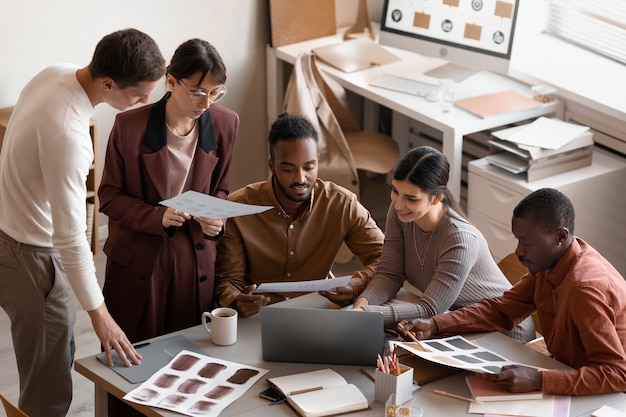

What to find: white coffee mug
left=202, top=307, right=237, bottom=346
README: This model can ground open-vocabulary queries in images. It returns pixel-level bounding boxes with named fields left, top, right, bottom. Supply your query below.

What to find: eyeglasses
left=177, top=79, right=227, bottom=104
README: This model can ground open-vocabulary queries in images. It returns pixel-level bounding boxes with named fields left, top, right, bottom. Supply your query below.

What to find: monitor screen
left=379, top=0, right=520, bottom=81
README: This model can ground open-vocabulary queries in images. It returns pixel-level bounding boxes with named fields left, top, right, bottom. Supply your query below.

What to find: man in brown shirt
left=215, top=113, right=384, bottom=317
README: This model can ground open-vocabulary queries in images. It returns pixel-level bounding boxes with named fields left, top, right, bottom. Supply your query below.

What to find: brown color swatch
left=178, top=378, right=206, bottom=394
left=197, top=362, right=226, bottom=379
left=205, top=385, right=234, bottom=399
left=227, top=368, right=259, bottom=385
left=170, top=354, right=200, bottom=371
left=154, top=374, right=179, bottom=389
left=188, top=400, right=216, bottom=414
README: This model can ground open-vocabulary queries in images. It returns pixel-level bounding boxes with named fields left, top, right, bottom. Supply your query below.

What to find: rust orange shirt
left=434, top=238, right=626, bottom=395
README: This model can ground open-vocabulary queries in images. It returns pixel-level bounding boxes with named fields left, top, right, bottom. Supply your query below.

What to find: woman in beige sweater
left=353, top=146, right=535, bottom=343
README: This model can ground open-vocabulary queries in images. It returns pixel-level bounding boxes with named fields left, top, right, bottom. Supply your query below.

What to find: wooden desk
left=266, top=27, right=564, bottom=199
left=75, top=294, right=626, bottom=417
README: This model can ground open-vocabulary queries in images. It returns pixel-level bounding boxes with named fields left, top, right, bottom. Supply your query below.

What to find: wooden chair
left=497, top=253, right=550, bottom=356
left=0, top=393, right=30, bottom=417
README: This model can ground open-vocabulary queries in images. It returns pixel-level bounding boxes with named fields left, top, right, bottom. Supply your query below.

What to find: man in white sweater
left=0, top=29, right=165, bottom=417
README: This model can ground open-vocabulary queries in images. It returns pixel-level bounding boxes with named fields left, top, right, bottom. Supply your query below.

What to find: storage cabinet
left=468, top=150, right=626, bottom=276
left=404, top=117, right=540, bottom=210
left=0, top=106, right=99, bottom=255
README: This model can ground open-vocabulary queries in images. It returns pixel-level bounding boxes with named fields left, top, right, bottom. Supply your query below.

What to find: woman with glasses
left=98, top=38, right=238, bottom=417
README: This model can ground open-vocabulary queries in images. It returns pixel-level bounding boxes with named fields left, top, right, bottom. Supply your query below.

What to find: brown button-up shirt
left=215, top=178, right=384, bottom=307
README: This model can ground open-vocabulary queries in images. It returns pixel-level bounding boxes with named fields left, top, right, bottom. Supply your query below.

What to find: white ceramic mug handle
left=202, top=311, right=213, bottom=336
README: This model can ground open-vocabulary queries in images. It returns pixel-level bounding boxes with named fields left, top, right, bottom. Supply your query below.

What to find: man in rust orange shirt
left=399, top=188, right=626, bottom=395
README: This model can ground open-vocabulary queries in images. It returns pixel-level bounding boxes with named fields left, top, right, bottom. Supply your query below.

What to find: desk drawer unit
left=468, top=150, right=626, bottom=276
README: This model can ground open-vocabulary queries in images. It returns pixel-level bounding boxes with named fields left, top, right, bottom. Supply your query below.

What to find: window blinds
left=548, top=0, right=626, bottom=65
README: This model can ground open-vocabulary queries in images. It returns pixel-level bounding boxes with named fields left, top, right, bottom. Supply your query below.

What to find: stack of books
left=485, top=117, right=594, bottom=182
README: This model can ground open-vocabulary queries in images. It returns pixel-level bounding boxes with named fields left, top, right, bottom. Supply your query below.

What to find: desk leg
left=362, top=99, right=379, bottom=133
left=391, top=112, right=410, bottom=158
left=442, top=130, right=463, bottom=200
left=94, top=385, right=108, bottom=417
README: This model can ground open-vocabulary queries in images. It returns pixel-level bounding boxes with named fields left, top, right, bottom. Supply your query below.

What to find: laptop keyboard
left=370, top=74, right=439, bottom=98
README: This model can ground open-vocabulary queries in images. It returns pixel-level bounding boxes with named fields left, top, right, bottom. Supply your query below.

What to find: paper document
left=253, top=275, right=351, bottom=293
left=312, top=37, right=400, bottom=73
left=160, top=190, right=272, bottom=219
left=506, top=117, right=590, bottom=150
left=124, top=350, right=268, bottom=417
left=484, top=152, right=529, bottom=174
left=454, top=90, right=541, bottom=118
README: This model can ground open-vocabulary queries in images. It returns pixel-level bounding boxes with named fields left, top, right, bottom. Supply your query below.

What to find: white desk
left=75, top=294, right=626, bottom=417
left=266, top=28, right=564, bottom=199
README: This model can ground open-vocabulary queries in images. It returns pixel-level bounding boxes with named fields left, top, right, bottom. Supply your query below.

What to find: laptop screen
left=261, top=305, right=387, bottom=366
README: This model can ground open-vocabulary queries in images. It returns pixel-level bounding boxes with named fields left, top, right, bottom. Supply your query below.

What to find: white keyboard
left=370, top=74, right=439, bottom=98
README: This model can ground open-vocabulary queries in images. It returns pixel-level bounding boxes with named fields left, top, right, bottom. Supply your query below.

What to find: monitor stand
left=424, top=63, right=479, bottom=83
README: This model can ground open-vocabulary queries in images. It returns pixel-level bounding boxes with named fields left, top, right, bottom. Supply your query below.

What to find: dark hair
left=393, top=146, right=468, bottom=220
left=88, top=28, right=165, bottom=89
left=268, top=113, right=318, bottom=161
left=513, top=188, right=575, bottom=234
left=167, top=38, right=226, bottom=86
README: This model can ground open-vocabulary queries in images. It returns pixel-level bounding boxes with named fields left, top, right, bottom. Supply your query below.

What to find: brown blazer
left=98, top=93, right=239, bottom=329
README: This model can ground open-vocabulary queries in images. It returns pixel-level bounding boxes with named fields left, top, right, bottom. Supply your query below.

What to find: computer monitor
left=379, top=0, right=520, bottom=81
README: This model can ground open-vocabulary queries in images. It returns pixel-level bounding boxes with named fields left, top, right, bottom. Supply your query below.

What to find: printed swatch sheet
left=391, top=335, right=543, bottom=374
left=124, top=350, right=268, bottom=417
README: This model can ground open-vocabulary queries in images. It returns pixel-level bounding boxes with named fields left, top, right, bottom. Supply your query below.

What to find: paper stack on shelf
left=485, top=117, right=594, bottom=182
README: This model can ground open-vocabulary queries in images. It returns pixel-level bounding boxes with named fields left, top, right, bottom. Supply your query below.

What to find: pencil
left=433, top=389, right=482, bottom=404
left=397, top=323, right=421, bottom=343
left=360, top=367, right=375, bottom=382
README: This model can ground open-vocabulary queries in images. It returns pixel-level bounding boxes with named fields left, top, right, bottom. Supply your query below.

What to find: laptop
left=260, top=294, right=387, bottom=366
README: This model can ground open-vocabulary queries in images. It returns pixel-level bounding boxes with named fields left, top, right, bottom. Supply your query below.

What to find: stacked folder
left=485, top=117, right=594, bottom=182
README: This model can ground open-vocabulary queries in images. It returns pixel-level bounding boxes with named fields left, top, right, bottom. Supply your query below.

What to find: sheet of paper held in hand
left=160, top=190, right=272, bottom=219
left=252, top=275, right=352, bottom=293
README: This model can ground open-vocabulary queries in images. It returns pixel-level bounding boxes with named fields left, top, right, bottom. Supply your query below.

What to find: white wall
left=0, top=0, right=271, bottom=230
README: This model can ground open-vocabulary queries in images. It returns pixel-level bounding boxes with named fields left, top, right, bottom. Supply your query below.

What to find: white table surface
left=75, top=293, right=626, bottom=417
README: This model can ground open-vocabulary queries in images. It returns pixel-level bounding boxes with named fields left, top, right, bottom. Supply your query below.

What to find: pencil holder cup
left=375, top=366, right=414, bottom=404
